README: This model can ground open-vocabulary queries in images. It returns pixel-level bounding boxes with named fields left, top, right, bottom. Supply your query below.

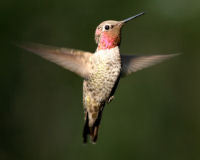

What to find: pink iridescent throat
left=97, top=32, right=119, bottom=50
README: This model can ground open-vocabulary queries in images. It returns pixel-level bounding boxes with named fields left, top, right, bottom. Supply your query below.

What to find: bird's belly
left=83, top=61, right=121, bottom=105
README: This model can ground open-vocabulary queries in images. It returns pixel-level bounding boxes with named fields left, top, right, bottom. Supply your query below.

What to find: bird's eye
left=104, top=25, right=110, bottom=30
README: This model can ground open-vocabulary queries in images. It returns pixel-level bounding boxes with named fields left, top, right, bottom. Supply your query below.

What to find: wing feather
left=121, top=53, right=180, bottom=77
left=16, top=42, right=93, bottom=79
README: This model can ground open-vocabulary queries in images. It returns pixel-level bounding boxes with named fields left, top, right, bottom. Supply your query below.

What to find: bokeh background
left=1, top=0, right=200, bottom=159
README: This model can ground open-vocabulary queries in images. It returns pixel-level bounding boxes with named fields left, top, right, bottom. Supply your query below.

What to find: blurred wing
left=16, top=42, right=93, bottom=79
left=121, top=53, right=180, bottom=77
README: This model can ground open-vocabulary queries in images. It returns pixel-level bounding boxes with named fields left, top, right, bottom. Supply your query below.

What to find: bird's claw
left=108, top=96, right=114, bottom=103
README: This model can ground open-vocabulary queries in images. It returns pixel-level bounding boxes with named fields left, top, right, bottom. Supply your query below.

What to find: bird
left=16, top=12, right=179, bottom=144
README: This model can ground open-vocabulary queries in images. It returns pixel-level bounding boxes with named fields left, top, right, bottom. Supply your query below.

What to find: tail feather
left=83, top=110, right=103, bottom=144
left=83, top=113, right=90, bottom=143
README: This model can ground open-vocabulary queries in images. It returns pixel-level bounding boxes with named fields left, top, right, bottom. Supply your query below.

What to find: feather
left=15, top=42, right=93, bottom=79
left=121, top=53, right=180, bottom=77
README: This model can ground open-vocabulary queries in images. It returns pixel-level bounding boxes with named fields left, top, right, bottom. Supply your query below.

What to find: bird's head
left=95, top=12, right=145, bottom=51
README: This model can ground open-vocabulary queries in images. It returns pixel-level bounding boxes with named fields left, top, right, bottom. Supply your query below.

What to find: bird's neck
left=97, top=32, right=120, bottom=51
left=95, top=46, right=120, bottom=61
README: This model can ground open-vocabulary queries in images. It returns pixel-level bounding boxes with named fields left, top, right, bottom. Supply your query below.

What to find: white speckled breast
left=83, top=46, right=121, bottom=105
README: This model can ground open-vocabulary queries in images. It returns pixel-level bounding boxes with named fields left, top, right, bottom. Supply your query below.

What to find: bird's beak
left=121, top=12, right=145, bottom=24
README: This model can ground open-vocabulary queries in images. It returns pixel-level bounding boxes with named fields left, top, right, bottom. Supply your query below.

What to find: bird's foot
left=108, top=96, right=114, bottom=103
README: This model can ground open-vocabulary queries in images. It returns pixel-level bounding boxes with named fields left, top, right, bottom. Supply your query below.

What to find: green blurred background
left=1, top=0, right=200, bottom=159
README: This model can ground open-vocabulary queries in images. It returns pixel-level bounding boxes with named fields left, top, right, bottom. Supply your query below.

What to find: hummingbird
left=16, top=12, right=179, bottom=143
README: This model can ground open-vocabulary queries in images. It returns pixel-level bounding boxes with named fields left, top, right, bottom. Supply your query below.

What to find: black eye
left=105, top=25, right=110, bottom=30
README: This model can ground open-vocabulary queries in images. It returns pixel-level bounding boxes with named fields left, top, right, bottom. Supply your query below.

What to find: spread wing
left=121, top=53, right=180, bottom=77
left=16, top=42, right=93, bottom=79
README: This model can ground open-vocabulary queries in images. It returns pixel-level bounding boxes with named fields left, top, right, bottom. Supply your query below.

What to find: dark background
left=1, top=0, right=200, bottom=160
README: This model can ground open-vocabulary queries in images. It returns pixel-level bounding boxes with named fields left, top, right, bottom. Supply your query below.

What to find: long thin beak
left=122, top=12, right=145, bottom=23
